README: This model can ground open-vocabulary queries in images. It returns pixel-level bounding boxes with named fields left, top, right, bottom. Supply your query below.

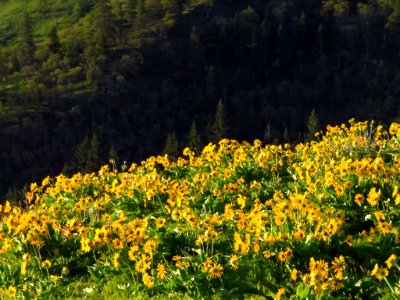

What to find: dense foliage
left=1, top=120, right=400, bottom=298
left=1, top=0, right=400, bottom=197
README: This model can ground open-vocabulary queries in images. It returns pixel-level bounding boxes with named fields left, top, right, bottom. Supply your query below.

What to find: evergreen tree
left=135, top=0, right=145, bottom=29
left=71, top=136, right=90, bottom=172
left=283, top=126, right=289, bottom=142
left=47, top=26, right=61, bottom=54
left=19, top=12, right=36, bottom=65
left=108, top=145, right=119, bottom=171
left=84, top=42, right=105, bottom=85
left=161, top=0, right=181, bottom=25
left=263, top=122, right=272, bottom=143
left=121, top=0, right=135, bottom=24
left=164, top=131, right=178, bottom=159
left=91, top=1, right=116, bottom=49
left=188, top=121, right=201, bottom=153
left=86, top=135, right=100, bottom=173
left=70, top=134, right=101, bottom=173
left=307, top=109, right=320, bottom=140
left=208, top=99, right=228, bottom=143
left=108, top=145, right=119, bottom=163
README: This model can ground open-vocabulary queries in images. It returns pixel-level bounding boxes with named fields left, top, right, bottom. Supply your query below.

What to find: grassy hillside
left=1, top=119, right=400, bottom=298
left=2, top=0, right=400, bottom=201
left=0, top=0, right=77, bottom=45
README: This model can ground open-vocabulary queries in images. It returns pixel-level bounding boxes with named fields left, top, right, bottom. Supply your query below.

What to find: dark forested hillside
left=1, top=0, right=400, bottom=199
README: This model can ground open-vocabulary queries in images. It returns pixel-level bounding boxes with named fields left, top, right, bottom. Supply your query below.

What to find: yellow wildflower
left=128, top=245, right=139, bottom=261
left=208, top=263, right=223, bottom=279
left=294, top=229, right=305, bottom=241
left=263, top=250, right=271, bottom=259
left=331, top=255, right=346, bottom=273
left=21, top=260, right=27, bottom=275
left=80, top=237, right=91, bottom=252
left=291, top=268, right=299, bottom=281
left=371, top=263, right=389, bottom=280
left=142, top=272, right=154, bottom=288
left=395, top=194, right=400, bottom=205
left=275, top=288, right=285, bottom=299
left=112, top=238, right=124, bottom=250
left=113, top=253, right=121, bottom=268
left=237, top=194, right=247, bottom=209
left=155, top=217, right=167, bottom=228
left=5, top=286, right=16, bottom=298
left=354, top=194, right=364, bottom=205
left=62, top=266, right=70, bottom=275
left=41, top=260, right=51, bottom=268
left=157, top=263, right=166, bottom=280
left=277, top=248, right=293, bottom=262
left=385, top=254, right=397, bottom=269
left=229, top=255, right=239, bottom=270
left=366, top=188, right=381, bottom=206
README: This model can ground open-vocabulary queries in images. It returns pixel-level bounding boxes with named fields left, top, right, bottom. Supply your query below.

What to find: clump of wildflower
left=277, top=248, right=293, bottom=262
left=142, top=272, right=154, bottom=288
left=367, top=188, right=381, bottom=206
left=370, top=264, right=389, bottom=280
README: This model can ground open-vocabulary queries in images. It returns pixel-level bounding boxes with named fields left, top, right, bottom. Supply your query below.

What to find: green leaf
left=296, top=283, right=311, bottom=299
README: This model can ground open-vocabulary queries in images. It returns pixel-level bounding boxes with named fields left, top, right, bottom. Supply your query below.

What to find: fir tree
left=263, top=122, right=272, bottom=143
left=70, top=134, right=101, bottom=173
left=135, top=0, right=145, bottom=29
left=47, top=26, right=61, bottom=54
left=161, top=0, right=181, bottom=25
left=71, top=136, right=90, bottom=172
left=19, top=12, right=36, bottom=65
left=188, top=121, right=201, bottom=153
left=86, top=135, right=100, bottom=173
left=108, top=145, right=119, bottom=171
left=283, top=126, right=289, bottom=142
left=164, top=131, right=179, bottom=159
left=108, top=145, right=119, bottom=164
left=208, top=99, right=228, bottom=143
left=307, top=109, right=320, bottom=140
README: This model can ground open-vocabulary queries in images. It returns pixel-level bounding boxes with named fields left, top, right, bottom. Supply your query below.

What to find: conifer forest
left=0, top=0, right=399, bottom=199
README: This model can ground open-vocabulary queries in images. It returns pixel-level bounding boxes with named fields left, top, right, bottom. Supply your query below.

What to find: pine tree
left=263, top=122, right=272, bottom=143
left=161, top=0, right=181, bottom=25
left=70, top=134, right=101, bottom=173
left=135, top=0, right=145, bottom=29
left=92, top=1, right=116, bottom=50
left=208, top=99, right=228, bottom=143
left=307, top=109, right=320, bottom=140
left=283, top=126, right=289, bottom=142
left=108, top=145, right=119, bottom=171
left=188, top=121, right=201, bottom=153
left=84, top=41, right=105, bottom=85
left=164, top=131, right=178, bottom=159
left=121, top=0, right=135, bottom=25
left=19, top=12, right=36, bottom=65
left=108, top=145, right=119, bottom=163
left=72, top=136, right=90, bottom=172
left=86, top=135, right=100, bottom=173
left=47, top=26, right=61, bottom=54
